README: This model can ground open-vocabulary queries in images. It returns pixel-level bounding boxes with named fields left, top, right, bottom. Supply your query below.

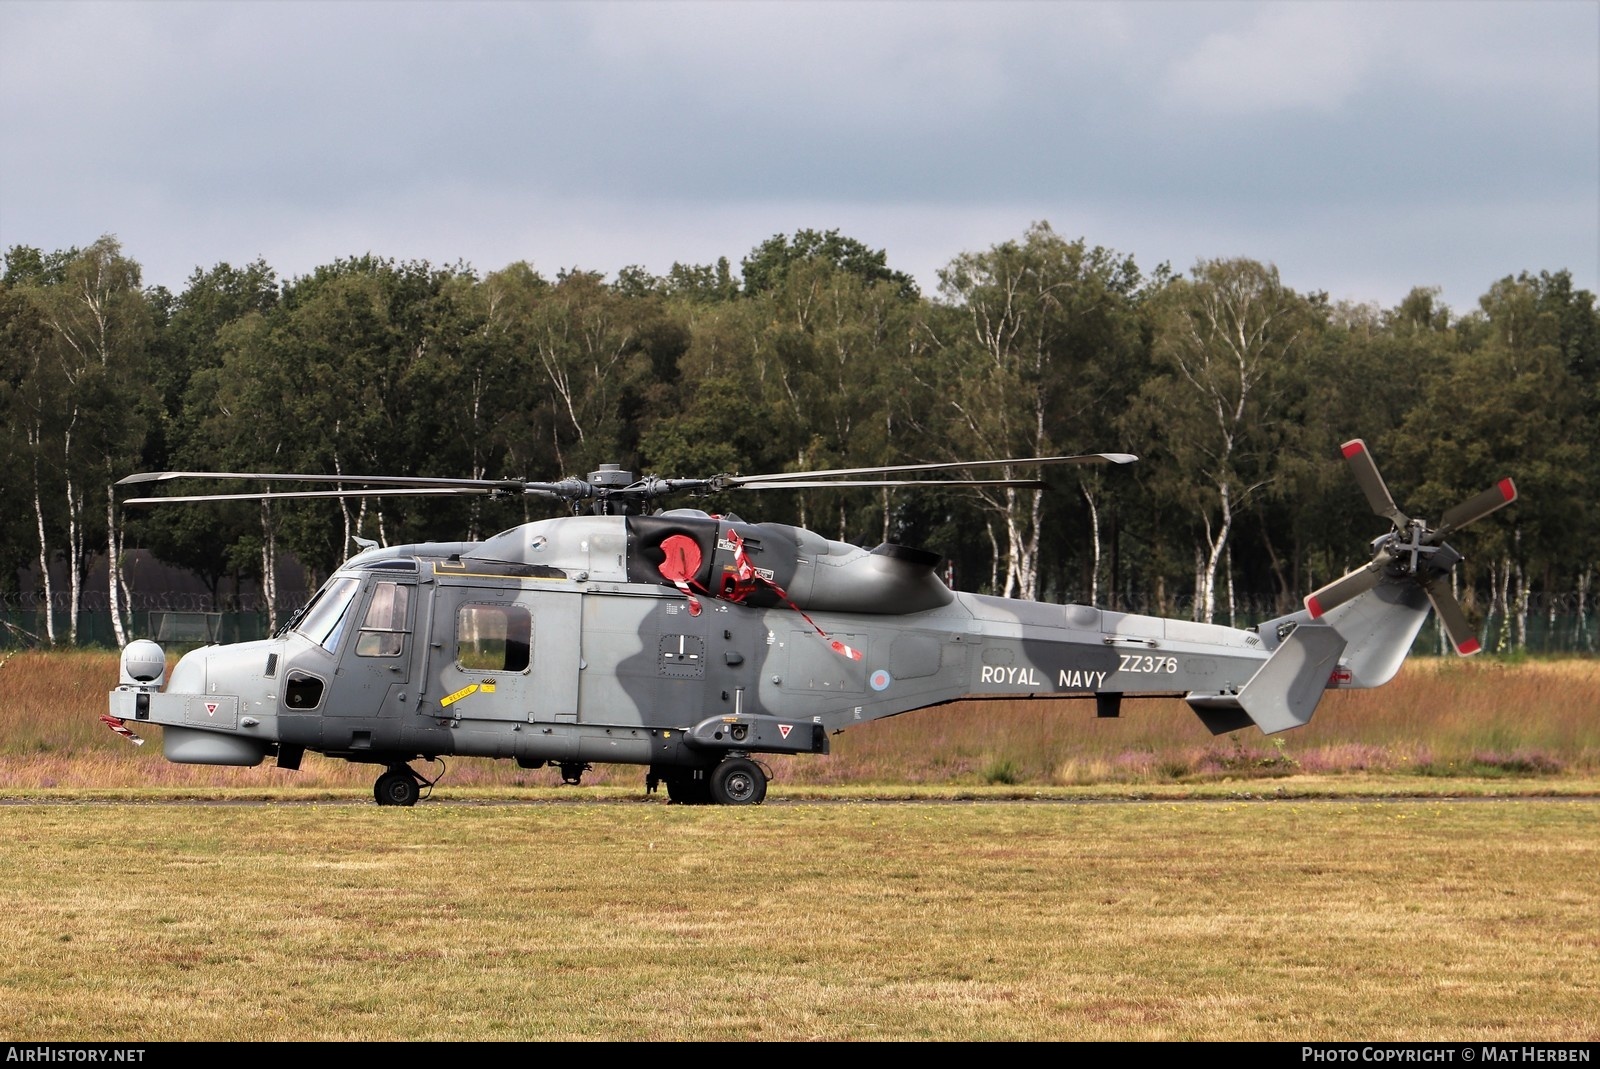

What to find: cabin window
left=356, top=582, right=412, bottom=657
left=456, top=603, right=532, bottom=673
left=293, top=576, right=361, bottom=654
left=283, top=669, right=326, bottom=710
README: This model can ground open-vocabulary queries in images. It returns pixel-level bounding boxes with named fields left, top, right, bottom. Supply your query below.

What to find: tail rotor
left=1304, top=439, right=1516, bottom=656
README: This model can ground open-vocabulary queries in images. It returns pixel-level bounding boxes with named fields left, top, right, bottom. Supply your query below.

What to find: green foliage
left=0, top=237, right=155, bottom=641
left=3, top=244, right=79, bottom=286
left=666, top=257, right=740, bottom=302
left=640, top=375, right=783, bottom=477
left=1124, top=258, right=1327, bottom=621
left=981, top=756, right=1023, bottom=785
left=740, top=228, right=918, bottom=299
left=0, top=228, right=1595, bottom=641
left=920, top=222, right=1150, bottom=598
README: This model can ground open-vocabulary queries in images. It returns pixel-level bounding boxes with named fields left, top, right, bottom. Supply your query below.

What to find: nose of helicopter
left=106, top=637, right=283, bottom=767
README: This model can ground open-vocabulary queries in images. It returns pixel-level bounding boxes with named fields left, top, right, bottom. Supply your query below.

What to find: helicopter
left=104, top=441, right=1516, bottom=806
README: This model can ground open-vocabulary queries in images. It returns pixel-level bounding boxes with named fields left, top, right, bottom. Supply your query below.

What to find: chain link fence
left=0, top=590, right=307, bottom=649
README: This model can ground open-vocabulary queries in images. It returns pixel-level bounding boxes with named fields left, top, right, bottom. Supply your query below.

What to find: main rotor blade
left=1433, top=479, right=1518, bottom=542
left=732, top=478, right=1048, bottom=490
left=1340, top=439, right=1409, bottom=528
left=1425, top=576, right=1482, bottom=656
left=726, top=453, right=1137, bottom=485
left=1304, top=552, right=1391, bottom=618
left=120, top=487, right=538, bottom=508
left=118, top=470, right=533, bottom=493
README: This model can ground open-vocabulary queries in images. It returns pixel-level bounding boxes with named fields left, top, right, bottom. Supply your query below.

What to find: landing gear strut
left=664, top=773, right=713, bottom=805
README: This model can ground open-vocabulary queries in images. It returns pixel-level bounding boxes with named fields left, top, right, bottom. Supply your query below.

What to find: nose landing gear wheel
left=374, top=768, right=421, bottom=807
left=709, top=757, right=767, bottom=805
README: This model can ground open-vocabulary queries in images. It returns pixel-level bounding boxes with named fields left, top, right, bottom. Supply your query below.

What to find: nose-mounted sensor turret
left=119, top=639, right=167, bottom=689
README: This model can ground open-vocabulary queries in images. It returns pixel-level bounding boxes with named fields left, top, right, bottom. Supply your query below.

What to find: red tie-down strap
left=658, top=534, right=708, bottom=616
left=721, top=529, right=863, bottom=661
left=100, top=714, right=145, bottom=745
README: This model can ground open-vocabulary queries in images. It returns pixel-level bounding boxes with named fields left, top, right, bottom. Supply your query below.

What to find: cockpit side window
left=456, top=603, right=532, bottom=673
left=356, top=582, right=412, bottom=657
left=293, top=576, right=361, bottom=654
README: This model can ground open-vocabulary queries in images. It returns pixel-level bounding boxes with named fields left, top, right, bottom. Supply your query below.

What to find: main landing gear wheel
left=374, top=768, right=420, bottom=807
left=709, top=757, right=768, bottom=806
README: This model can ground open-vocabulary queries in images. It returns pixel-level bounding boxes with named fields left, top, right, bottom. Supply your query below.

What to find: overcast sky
left=2, top=0, right=1595, bottom=314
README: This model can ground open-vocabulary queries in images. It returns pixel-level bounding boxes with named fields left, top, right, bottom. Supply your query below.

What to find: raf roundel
left=870, top=669, right=892, bottom=692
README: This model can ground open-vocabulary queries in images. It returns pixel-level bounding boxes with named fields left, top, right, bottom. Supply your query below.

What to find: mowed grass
left=1, top=800, right=1595, bottom=1041
left=2, top=650, right=1597, bottom=798
left=2, top=652, right=1597, bottom=1041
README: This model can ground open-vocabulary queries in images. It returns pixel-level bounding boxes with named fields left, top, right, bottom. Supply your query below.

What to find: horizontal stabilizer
left=1184, top=696, right=1255, bottom=736
left=1236, top=624, right=1348, bottom=734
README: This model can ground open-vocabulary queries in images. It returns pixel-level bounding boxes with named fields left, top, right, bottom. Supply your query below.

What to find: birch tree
left=1129, top=258, right=1318, bottom=624
left=919, top=223, right=1144, bottom=600
left=23, top=238, right=152, bottom=644
left=0, top=270, right=60, bottom=640
left=745, top=253, right=923, bottom=540
left=524, top=269, right=647, bottom=478
left=135, top=260, right=281, bottom=606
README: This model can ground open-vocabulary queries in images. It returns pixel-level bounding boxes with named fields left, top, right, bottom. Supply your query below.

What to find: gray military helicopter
left=105, top=441, right=1515, bottom=806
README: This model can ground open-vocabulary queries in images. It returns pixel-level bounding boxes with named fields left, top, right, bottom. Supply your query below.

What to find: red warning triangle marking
left=205, top=702, right=219, bottom=716
left=778, top=724, right=792, bottom=738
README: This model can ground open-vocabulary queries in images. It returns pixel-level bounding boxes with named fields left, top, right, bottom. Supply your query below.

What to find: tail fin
left=1235, top=623, right=1347, bottom=734
left=1189, top=584, right=1429, bottom=737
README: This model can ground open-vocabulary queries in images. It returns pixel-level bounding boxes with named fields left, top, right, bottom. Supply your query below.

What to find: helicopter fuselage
left=107, top=507, right=1429, bottom=802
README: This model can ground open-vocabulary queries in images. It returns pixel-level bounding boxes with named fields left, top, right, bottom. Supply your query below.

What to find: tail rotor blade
left=1425, top=576, right=1482, bottom=656
left=1315, top=438, right=1518, bottom=653
left=1434, top=479, right=1517, bottom=542
left=1341, top=439, right=1409, bottom=527
left=1304, top=554, right=1389, bottom=618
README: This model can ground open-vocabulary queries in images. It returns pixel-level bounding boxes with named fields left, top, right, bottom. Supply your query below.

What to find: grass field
left=2, top=652, right=1596, bottom=1042
left=2, top=650, right=1597, bottom=798
left=2, top=799, right=1596, bottom=1041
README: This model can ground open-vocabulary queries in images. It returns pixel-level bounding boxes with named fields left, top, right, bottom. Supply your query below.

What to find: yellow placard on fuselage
left=440, top=680, right=498, bottom=707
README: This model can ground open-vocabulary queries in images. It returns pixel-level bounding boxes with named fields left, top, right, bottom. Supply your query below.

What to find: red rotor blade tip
left=1457, top=637, right=1482, bottom=656
left=1341, top=440, right=1366, bottom=458
left=1498, top=478, right=1516, bottom=503
left=1305, top=594, right=1325, bottom=619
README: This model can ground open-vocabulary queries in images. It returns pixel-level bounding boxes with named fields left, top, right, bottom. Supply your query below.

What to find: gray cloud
left=2, top=0, right=1593, bottom=312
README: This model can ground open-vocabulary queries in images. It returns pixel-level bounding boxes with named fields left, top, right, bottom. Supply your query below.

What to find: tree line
left=2, top=224, right=1595, bottom=650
